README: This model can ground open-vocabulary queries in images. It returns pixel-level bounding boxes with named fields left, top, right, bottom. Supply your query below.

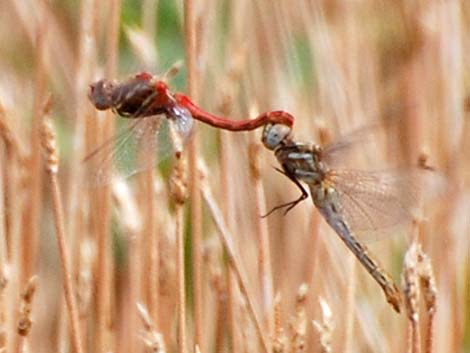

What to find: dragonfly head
left=88, top=79, right=117, bottom=110
left=262, top=123, right=292, bottom=150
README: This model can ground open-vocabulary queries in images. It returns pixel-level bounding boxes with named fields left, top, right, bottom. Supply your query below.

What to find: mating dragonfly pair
left=86, top=71, right=437, bottom=312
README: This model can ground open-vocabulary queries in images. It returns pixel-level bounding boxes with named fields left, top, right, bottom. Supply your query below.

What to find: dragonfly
left=260, top=121, right=438, bottom=313
left=85, top=71, right=295, bottom=185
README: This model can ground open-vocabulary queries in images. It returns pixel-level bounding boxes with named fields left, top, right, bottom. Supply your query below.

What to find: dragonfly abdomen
left=313, top=185, right=402, bottom=312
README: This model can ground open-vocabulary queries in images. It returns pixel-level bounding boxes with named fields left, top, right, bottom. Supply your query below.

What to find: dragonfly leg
left=262, top=167, right=309, bottom=217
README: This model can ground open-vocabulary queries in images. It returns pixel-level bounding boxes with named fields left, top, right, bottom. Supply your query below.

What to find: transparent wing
left=321, top=122, right=388, bottom=165
left=321, top=107, right=409, bottom=167
left=319, top=168, right=432, bottom=241
left=166, top=103, right=194, bottom=153
left=167, top=104, right=194, bottom=137
left=83, top=114, right=191, bottom=187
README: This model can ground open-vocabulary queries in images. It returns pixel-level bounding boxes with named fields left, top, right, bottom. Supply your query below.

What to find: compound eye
left=88, top=79, right=116, bottom=110
left=262, top=123, right=291, bottom=150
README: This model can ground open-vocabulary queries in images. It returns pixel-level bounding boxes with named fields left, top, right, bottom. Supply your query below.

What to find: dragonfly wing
left=83, top=116, right=177, bottom=187
left=167, top=104, right=194, bottom=138
left=321, top=108, right=409, bottom=168
left=319, top=168, right=430, bottom=241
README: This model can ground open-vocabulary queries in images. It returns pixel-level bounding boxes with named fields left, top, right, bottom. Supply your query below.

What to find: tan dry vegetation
left=0, top=1, right=469, bottom=353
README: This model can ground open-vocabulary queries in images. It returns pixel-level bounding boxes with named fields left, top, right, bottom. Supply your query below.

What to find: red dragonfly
left=85, top=71, right=294, bottom=185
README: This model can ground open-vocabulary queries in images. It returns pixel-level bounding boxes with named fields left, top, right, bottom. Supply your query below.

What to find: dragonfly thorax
left=89, top=74, right=171, bottom=119
left=274, top=142, right=328, bottom=186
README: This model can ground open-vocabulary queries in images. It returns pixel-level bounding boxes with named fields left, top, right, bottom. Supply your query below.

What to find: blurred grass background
left=0, top=1, right=469, bottom=353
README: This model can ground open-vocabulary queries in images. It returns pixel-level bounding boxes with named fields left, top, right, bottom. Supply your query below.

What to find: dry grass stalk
left=22, top=10, right=47, bottom=285
left=154, top=207, right=177, bottom=346
left=137, top=302, right=167, bottom=353
left=170, top=156, right=188, bottom=353
left=217, top=126, right=240, bottom=353
left=140, top=164, right=160, bottom=327
left=169, top=157, right=189, bottom=206
left=247, top=112, right=274, bottom=343
left=403, top=241, right=438, bottom=353
left=271, top=285, right=309, bottom=353
left=199, top=160, right=269, bottom=353
left=126, top=27, right=158, bottom=70
left=76, top=239, right=94, bottom=318
left=312, top=298, right=333, bottom=353
left=175, top=201, right=186, bottom=353
left=340, top=254, right=356, bottom=353
left=95, top=1, right=121, bottom=351
left=217, top=62, right=247, bottom=353
left=0, top=107, right=21, bottom=276
left=183, top=0, right=204, bottom=349
left=141, top=0, right=158, bottom=49
left=16, top=275, right=36, bottom=338
left=403, top=242, right=421, bottom=353
left=0, top=268, right=6, bottom=351
left=227, top=272, right=241, bottom=352
left=126, top=29, right=161, bottom=331
left=112, top=179, right=142, bottom=235
left=0, top=104, right=22, bottom=158
left=272, top=294, right=287, bottom=353
left=112, top=178, right=143, bottom=353
left=2, top=129, right=24, bottom=353
left=239, top=294, right=257, bottom=353
left=204, top=241, right=228, bottom=353
left=0, top=102, right=25, bottom=267
left=218, top=129, right=239, bottom=353
left=66, top=0, right=96, bottom=299
left=217, top=76, right=238, bottom=353
left=416, top=246, right=437, bottom=353
left=39, top=97, right=84, bottom=353
left=0, top=107, right=8, bottom=353
left=289, top=284, right=308, bottom=353
left=16, top=276, right=37, bottom=353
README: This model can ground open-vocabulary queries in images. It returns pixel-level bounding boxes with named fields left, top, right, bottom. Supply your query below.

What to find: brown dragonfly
left=260, top=121, right=440, bottom=312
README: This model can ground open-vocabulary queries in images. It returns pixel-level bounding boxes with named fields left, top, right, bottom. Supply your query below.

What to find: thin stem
left=49, top=172, right=85, bottom=353
left=227, top=272, right=240, bottom=352
left=219, top=129, right=240, bottom=351
left=128, top=229, right=142, bottom=353
left=147, top=173, right=160, bottom=324
left=183, top=0, right=203, bottom=349
left=141, top=0, right=158, bottom=50
left=0, top=161, right=6, bottom=353
left=3, top=121, right=22, bottom=353
left=340, top=254, right=356, bottom=353
left=23, top=5, right=47, bottom=282
left=138, top=126, right=159, bottom=327
left=170, top=155, right=188, bottom=353
left=403, top=241, right=421, bottom=353
left=96, top=1, right=120, bottom=352
left=67, top=0, right=96, bottom=294
left=424, top=312, right=435, bottom=353
left=247, top=139, right=273, bottom=346
left=40, top=102, right=84, bottom=353
left=176, top=204, right=186, bottom=353
left=200, top=167, right=270, bottom=353
left=0, top=108, right=8, bottom=276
